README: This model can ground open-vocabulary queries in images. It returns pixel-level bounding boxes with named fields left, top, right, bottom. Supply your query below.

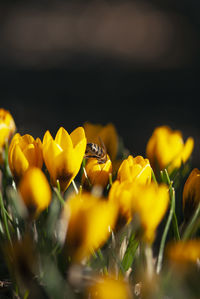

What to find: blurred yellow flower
left=18, top=167, right=51, bottom=217
left=8, top=133, right=43, bottom=182
left=0, top=108, right=16, bottom=164
left=84, top=122, right=118, bottom=161
left=146, top=126, right=194, bottom=173
left=166, top=240, right=200, bottom=265
left=182, top=168, right=200, bottom=221
left=82, top=154, right=112, bottom=189
left=109, top=180, right=133, bottom=227
left=117, top=155, right=151, bottom=184
left=88, top=275, right=132, bottom=299
left=64, top=193, right=117, bottom=261
left=42, top=127, right=86, bottom=191
left=131, top=183, right=169, bottom=243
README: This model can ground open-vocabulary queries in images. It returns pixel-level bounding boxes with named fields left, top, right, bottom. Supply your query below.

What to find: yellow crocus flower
left=88, top=275, right=132, bottom=299
left=109, top=180, right=133, bottom=227
left=146, top=126, right=194, bottom=174
left=0, top=108, right=16, bottom=164
left=117, top=155, right=151, bottom=184
left=82, top=154, right=112, bottom=189
left=166, top=240, right=200, bottom=265
left=8, top=133, right=43, bottom=182
left=131, top=183, right=169, bottom=243
left=18, top=167, right=51, bottom=217
left=42, top=127, right=86, bottom=191
left=64, top=193, right=117, bottom=262
left=84, top=122, right=118, bottom=161
left=182, top=168, right=200, bottom=221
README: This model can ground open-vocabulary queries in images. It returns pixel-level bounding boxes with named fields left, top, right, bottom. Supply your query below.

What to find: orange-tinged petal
left=12, top=144, right=29, bottom=178
left=23, top=144, right=37, bottom=167
left=55, top=127, right=73, bottom=151
left=34, top=138, right=43, bottom=168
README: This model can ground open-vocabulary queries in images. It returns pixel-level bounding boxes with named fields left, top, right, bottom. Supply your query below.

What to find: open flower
left=18, top=167, right=51, bottom=217
left=42, top=127, right=86, bottom=191
left=82, top=154, right=112, bottom=189
left=64, top=193, right=117, bottom=261
left=84, top=122, right=118, bottom=161
left=88, top=275, right=132, bottom=299
left=0, top=108, right=16, bottom=164
left=182, top=168, right=200, bottom=221
left=117, top=155, right=151, bottom=184
left=131, top=183, right=169, bottom=243
left=146, top=126, right=194, bottom=174
left=8, top=133, right=43, bottom=182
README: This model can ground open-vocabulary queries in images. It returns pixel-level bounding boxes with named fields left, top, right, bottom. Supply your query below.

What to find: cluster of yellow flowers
left=1, top=108, right=200, bottom=299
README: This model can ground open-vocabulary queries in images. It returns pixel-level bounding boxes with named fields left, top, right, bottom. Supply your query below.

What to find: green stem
left=0, top=191, right=12, bottom=245
left=156, top=188, right=175, bottom=274
left=54, top=182, right=65, bottom=206
left=182, top=202, right=200, bottom=240
left=97, top=249, right=108, bottom=275
left=164, top=169, right=180, bottom=240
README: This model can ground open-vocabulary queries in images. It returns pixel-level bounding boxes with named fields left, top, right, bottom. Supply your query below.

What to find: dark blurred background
left=1, top=0, right=200, bottom=167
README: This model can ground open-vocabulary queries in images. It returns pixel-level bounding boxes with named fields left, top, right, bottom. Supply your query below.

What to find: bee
left=84, top=138, right=107, bottom=164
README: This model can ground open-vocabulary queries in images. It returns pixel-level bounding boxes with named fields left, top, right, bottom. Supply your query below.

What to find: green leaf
left=121, top=233, right=138, bottom=272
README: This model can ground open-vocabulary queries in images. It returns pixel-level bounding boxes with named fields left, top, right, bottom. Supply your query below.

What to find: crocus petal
left=43, top=140, right=63, bottom=184
left=12, top=144, right=29, bottom=178
left=55, top=127, right=73, bottom=151
left=43, top=130, right=53, bottom=146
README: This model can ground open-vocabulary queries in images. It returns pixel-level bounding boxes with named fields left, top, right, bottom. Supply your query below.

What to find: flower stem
left=156, top=188, right=175, bottom=274
left=72, top=180, right=78, bottom=194
left=54, top=181, right=65, bottom=206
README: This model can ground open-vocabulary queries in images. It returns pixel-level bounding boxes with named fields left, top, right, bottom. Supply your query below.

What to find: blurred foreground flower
left=64, top=193, right=117, bottom=262
left=117, top=155, right=151, bottom=184
left=109, top=155, right=152, bottom=228
left=43, top=126, right=86, bottom=191
left=18, top=167, right=51, bottom=217
left=166, top=240, right=200, bottom=266
left=146, top=126, right=194, bottom=174
left=84, top=122, right=118, bottom=161
left=8, top=133, right=43, bottom=183
left=0, top=108, right=16, bottom=164
left=131, top=183, right=169, bottom=243
left=183, top=168, right=200, bottom=221
left=109, top=180, right=133, bottom=227
left=82, top=154, right=112, bottom=189
left=88, top=275, right=132, bottom=299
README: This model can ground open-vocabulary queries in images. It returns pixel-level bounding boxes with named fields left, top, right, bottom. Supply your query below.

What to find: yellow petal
left=71, top=127, right=87, bottom=169
left=55, top=127, right=73, bottom=151
left=43, top=139, right=63, bottom=184
left=43, top=130, right=53, bottom=146
left=12, top=144, right=29, bottom=178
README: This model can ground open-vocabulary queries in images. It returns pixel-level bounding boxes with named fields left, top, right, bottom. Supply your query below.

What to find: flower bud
left=117, top=155, right=151, bottom=184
